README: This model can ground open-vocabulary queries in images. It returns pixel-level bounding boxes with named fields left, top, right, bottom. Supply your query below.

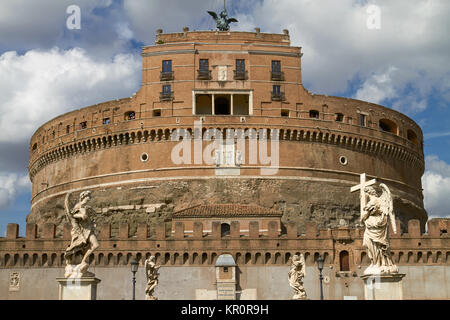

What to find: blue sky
left=0, top=0, right=449, bottom=236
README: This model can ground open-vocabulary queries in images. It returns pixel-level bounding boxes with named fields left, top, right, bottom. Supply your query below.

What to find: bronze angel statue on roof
left=208, top=0, right=238, bottom=31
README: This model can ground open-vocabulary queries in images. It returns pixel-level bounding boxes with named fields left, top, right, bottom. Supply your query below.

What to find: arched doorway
left=221, top=223, right=230, bottom=237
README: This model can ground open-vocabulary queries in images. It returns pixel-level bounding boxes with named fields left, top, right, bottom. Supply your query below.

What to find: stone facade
left=27, top=30, right=425, bottom=237
left=0, top=218, right=448, bottom=299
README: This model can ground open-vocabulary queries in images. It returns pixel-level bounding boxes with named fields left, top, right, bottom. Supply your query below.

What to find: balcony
left=160, top=92, right=174, bottom=101
left=160, top=71, right=174, bottom=81
left=197, top=69, right=212, bottom=80
left=271, top=91, right=285, bottom=101
left=234, top=70, right=248, bottom=80
left=271, top=71, right=285, bottom=81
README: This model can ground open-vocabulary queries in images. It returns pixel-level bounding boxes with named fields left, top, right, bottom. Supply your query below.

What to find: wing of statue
left=380, top=183, right=397, bottom=234
left=227, top=18, right=238, bottom=23
left=300, top=254, right=306, bottom=277
left=207, top=11, right=218, bottom=20
left=64, top=192, right=75, bottom=227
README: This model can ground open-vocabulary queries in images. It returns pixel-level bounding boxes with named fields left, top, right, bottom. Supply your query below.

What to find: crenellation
left=249, top=221, right=260, bottom=238
left=118, top=223, right=129, bottom=239
left=6, top=224, right=19, bottom=239
left=43, top=223, right=56, bottom=239
left=193, top=222, right=203, bottom=239
left=407, top=219, right=421, bottom=238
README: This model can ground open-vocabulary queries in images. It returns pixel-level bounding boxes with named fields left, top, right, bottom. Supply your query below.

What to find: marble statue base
left=360, top=273, right=405, bottom=300
left=57, top=277, right=101, bottom=300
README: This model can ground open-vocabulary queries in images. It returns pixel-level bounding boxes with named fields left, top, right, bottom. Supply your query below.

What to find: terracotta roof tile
left=173, top=204, right=282, bottom=218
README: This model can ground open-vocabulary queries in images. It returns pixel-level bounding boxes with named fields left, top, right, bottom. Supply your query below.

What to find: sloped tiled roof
left=173, top=204, right=282, bottom=218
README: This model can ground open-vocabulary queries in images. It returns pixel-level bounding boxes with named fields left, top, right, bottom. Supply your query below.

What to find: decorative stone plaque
left=9, top=272, right=20, bottom=291
left=218, top=66, right=227, bottom=81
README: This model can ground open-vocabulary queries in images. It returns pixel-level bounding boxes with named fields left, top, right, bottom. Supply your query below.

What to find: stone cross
left=350, top=173, right=376, bottom=218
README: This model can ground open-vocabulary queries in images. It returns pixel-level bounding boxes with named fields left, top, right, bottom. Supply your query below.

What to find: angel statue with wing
left=288, top=254, right=307, bottom=300
left=361, top=184, right=399, bottom=275
left=145, top=256, right=161, bottom=300
left=63, top=191, right=99, bottom=278
left=208, top=0, right=238, bottom=31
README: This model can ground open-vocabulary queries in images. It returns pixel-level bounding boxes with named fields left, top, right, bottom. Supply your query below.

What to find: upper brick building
left=27, top=28, right=425, bottom=238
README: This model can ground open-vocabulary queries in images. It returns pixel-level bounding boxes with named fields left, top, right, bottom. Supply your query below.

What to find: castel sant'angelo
left=1, top=15, right=449, bottom=300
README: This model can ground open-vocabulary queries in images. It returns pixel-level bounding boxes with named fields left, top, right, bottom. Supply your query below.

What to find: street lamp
left=131, top=258, right=139, bottom=300
left=317, top=255, right=324, bottom=300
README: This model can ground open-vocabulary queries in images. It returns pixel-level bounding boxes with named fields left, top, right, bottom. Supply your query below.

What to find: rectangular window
left=236, top=59, right=245, bottom=72
left=80, top=121, right=87, bottom=129
left=163, top=84, right=171, bottom=94
left=273, top=85, right=281, bottom=95
left=199, top=59, right=209, bottom=71
left=153, top=109, right=161, bottom=117
left=360, top=114, right=367, bottom=127
left=281, top=109, right=289, bottom=117
left=272, top=60, right=281, bottom=73
left=162, top=60, right=172, bottom=73
left=103, top=118, right=111, bottom=125
left=66, top=125, right=70, bottom=134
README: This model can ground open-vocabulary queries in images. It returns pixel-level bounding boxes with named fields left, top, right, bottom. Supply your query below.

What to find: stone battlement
left=1, top=219, right=448, bottom=268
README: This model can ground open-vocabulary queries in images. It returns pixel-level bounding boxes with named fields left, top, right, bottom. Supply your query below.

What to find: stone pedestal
left=361, top=274, right=405, bottom=300
left=57, top=277, right=101, bottom=300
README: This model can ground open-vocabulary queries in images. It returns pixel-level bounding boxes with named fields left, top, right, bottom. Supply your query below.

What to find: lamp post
left=317, top=255, right=324, bottom=300
left=131, top=258, right=139, bottom=300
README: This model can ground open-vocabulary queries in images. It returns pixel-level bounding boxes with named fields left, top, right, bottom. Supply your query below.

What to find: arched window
left=339, top=250, right=350, bottom=271
left=221, top=223, right=230, bottom=237
left=407, top=130, right=418, bottom=145
left=124, top=111, right=136, bottom=121
left=379, top=119, right=398, bottom=135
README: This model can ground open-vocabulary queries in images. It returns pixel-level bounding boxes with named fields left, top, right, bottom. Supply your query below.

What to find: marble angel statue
left=361, top=184, right=398, bottom=275
left=288, top=254, right=307, bottom=300
left=63, top=191, right=99, bottom=278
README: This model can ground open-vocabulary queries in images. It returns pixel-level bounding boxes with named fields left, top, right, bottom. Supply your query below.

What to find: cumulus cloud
left=422, top=155, right=450, bottom=218
left=225, top=0, right=450, bottom=115
left=354, top=66, right=399, bottom=104
left=0, top=47, right=141, bottom=143
left=0, top=173, right=30, bottom=210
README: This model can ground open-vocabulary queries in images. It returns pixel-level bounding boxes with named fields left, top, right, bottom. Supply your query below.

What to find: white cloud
left=0, top=47, right=141, bottom=143
left=354, top=66, right=398, bottom=104
left=422, top=155, right=450, bottom=218
left=226, top=0, right=450, bottom=115
left=0, top=173, right=30, bottom=209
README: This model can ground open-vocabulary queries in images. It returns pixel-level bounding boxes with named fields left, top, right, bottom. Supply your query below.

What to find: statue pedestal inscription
left=57, top=277, right=101, bottom=300
left=361, top=274, right=405, bottom=300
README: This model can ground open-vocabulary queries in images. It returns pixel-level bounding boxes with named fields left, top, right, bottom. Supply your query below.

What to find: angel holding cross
left=351, top=174, right=398, bottom=275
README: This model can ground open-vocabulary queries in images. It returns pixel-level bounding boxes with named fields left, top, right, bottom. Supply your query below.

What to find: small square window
left=309, top=110, right=320, bottom=119
left=153, top=109, right=161, bottom=117
left=223, top=267, right=229, bottom=273
left=103, top=118, right=111, bottom=125
left=335, top=113, right=344, bottom=122
left=80, top=121, right=87, bottom=129
left=281, top=109, right=289, bottom=117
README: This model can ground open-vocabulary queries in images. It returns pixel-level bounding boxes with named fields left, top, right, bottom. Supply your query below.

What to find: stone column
left=212, top=93, right=215, bottom=115
left=231, top=94, right=234, bottom=115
